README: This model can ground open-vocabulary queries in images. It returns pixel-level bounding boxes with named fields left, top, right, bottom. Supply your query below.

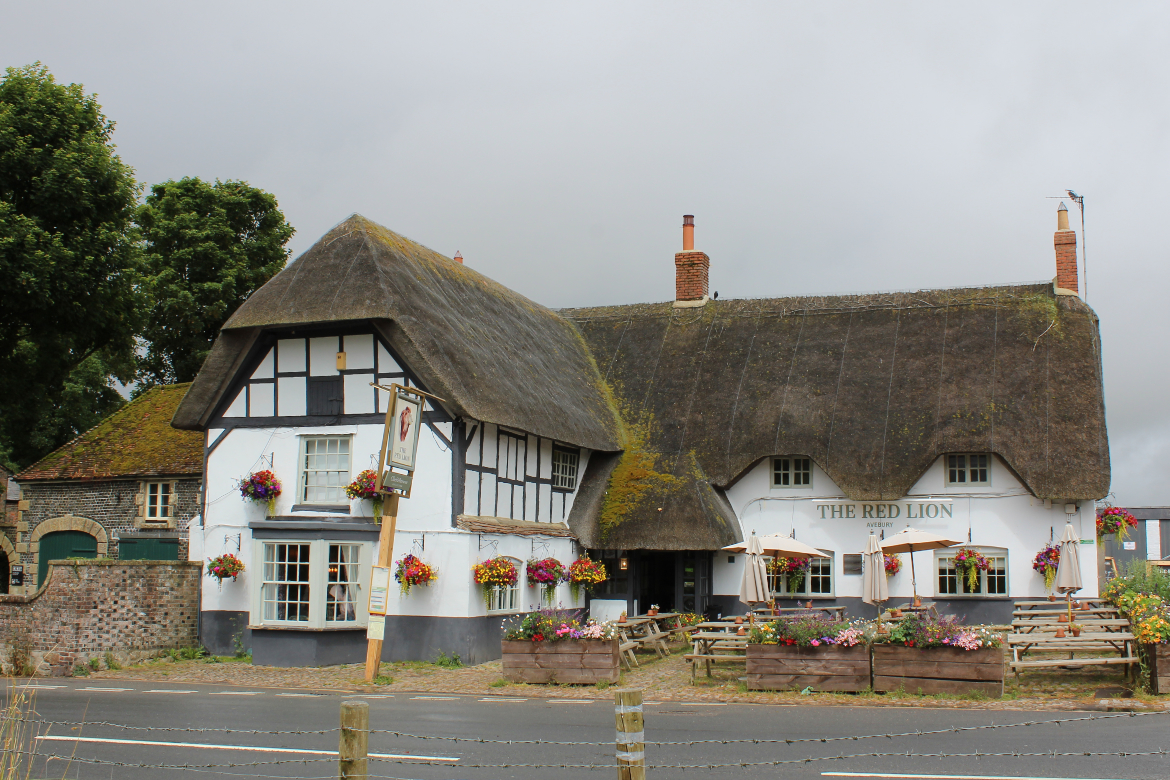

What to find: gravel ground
left=87, top=640, right=1170, bottom=711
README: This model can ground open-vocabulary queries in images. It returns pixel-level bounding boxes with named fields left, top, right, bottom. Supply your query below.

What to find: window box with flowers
left=746, top=615, right=870, bottom=691
left=500, top=609, right=619, bottom=684
left=871, top=612, right=1004, bottom=697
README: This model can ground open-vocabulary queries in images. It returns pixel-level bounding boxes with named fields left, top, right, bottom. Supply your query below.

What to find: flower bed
left=501, top=610, right=619, bottom=684
left=1102, top=565, right=1170, bottom=693
left=872, top=614, right=1003, bottom=697
left=746, top=615, right=870, bottom=691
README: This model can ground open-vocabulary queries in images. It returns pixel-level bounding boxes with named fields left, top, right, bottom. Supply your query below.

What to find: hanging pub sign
left=374, top=384, right=429, bottom=499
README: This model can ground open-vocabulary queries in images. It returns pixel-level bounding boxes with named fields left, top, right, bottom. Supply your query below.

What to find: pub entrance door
left=637, top=551, right=677, bottom=613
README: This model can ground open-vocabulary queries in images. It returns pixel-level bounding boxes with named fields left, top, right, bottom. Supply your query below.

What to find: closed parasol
left=862, top=532, right=889, bottom=607
left=738, top=534, right=770, bottom=609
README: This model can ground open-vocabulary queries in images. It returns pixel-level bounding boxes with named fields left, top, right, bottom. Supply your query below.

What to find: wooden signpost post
left=364, top=383, right=443, bottom=683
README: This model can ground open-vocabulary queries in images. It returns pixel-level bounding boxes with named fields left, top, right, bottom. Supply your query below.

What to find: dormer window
left=772, top=457, right=811, bottom=488
left=946, top=454, right=990, bottom=486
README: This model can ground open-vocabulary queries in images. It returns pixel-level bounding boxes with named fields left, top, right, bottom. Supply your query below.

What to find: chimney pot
left=1053, top=205, right=1078, bottom=296
left=453, top=251, right=463, bottom=264
left=682, top=214, right=695, bottom=251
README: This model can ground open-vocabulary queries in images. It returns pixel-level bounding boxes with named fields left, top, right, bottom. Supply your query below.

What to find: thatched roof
left=19, top=384, right=202, bottom=481
left=172, top=216, right=622, bottom=452
left=562, top=284, right=1109, bottom=549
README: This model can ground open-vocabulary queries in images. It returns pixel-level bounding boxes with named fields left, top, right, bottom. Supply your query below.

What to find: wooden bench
left=618, top=640, right=639, bottom=670
left=1008, top=603, right=1138, bottom=681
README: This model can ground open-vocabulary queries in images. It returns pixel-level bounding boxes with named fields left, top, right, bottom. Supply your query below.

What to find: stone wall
left=11, top=479, right=200, bottom=594
left=0, top=560, right=202, bottom=675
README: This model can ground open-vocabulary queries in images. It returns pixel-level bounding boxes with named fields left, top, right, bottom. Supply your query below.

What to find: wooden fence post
left=614, top=687, right=646, bottom=779
left=339, top=700, right=369, bottom=780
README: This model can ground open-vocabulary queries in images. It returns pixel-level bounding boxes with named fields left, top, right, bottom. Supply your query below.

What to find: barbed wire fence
left=11, top=689, right=1170, bottom=779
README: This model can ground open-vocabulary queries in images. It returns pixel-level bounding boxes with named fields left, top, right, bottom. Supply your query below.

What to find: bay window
left=254, top=538, right=372, bottom=627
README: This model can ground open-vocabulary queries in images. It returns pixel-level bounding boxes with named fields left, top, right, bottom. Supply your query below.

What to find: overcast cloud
left=4, top=2, right=1166, bottom=504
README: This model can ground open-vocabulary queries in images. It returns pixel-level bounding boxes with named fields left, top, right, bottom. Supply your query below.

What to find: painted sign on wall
left=818, top=502, right=954, bottom=521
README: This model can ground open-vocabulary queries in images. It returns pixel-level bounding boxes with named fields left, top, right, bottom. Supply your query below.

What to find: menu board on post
left=368, top=565, right=391, bottom=616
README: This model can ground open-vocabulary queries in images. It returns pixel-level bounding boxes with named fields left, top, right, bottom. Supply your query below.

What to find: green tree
left=0, top=63, right=141, bottom=469
left=136, top=177, right=294, bottom=385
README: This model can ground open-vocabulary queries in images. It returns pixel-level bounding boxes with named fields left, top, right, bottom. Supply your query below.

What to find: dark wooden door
left=38, top=530, right=97, bottom=587
left=307, top=377, right=343, bottom=415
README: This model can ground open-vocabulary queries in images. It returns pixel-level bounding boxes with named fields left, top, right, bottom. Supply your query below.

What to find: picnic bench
left=614, top=616, right=674, bottom=669
left=752, top=605, right=847, bottom=620
left=685, top=621, right=749, bottom=680
left=1008, top=599, right=1139, bottom=681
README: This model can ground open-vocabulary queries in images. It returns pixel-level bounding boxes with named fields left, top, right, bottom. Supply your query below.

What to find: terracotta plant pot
left=618, top=615, right=627, bottom=624
left=1055, top=628, right=1066, bottom=638
left=892, top=609, right=903, bottom=618
left=648, top=609, right=658, bottom=616
left=735, top=616, right=744, bottom=625
left=736, top=626, right=746, bottom=636
left=1048, top=594, right=1056, bottom=602
left=1057, top=613, right=1069, bottom=623
left=913, top=596, right=922, bottom=608
left=806, top=601, right=814, bottom=609
left=1081, top=603, right=1091, bottom=611
left=1071, top=627, right=1082, bottom=637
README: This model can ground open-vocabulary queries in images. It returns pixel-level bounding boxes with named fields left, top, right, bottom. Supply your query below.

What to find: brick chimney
left=453, top=251, right=463, bottom=264
left=1053, top=203, right=1078, bottom=296
left=674, top=215, right=709, bottom=307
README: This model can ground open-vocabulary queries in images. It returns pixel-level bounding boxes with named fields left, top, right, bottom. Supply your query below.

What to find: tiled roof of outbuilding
left=17, top=384, right=202, bottom=481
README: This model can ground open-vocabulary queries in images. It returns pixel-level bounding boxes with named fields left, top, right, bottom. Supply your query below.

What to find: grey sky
left=5, top=2, right=1165, bottom=504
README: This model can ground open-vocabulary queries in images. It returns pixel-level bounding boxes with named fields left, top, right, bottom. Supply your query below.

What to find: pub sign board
left=389, top=390, right=422, bottom=471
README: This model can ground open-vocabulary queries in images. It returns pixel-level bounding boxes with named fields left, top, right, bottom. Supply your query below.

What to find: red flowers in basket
left=1096, top=506, right=1138, bottom=543
left=393, top=554, right=437, bottom=595
left=208, top=553, right=245, bottom=583
left=883, top=553, right=902, bottom=576
left=526, top=558, right=567, bottom=604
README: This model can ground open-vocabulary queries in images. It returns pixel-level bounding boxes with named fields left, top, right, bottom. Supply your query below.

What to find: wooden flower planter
left=745, top=643, right=871, bottom=692
left=872, top=645, right=1004, bottom=697
left=1142, top=643, right=1170, bottom=694
left=501, top=639, right=620, bottom=684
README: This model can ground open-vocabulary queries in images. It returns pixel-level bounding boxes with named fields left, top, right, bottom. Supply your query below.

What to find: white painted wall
left=720, top=454, right=1099, bottom=601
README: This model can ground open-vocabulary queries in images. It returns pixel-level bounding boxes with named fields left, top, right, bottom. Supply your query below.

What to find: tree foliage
left=0, top=63, right=141, bottom=468
left=135, top=177, right=294, bottom=385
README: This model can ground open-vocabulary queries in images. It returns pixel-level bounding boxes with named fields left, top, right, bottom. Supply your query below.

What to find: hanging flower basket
left=527, top=558, right=567, bottom=605
left=346, top=469, right=383, bottom=517
left=1032, top=544, right=1061, bottom=592
left=951, top=547, right=990, bottom=592
left=473, top=557, right=518, bottom=608
left=769, top=556, right=810, bottom=593
left=207, top=553, right=245, bottom=584
left=1096, top=506, right=1138, bottom=543
left=567, top=557, right=607, bottom=602
left=883, top=553, right=902, bottom=577
left=393, top=554, right=437, bottom=596
left=238, top=470, right=282, bottom=515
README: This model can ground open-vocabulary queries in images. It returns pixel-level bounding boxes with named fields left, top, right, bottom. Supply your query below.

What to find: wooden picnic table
left=686, top=630, right=749, bottom=680
left=1008, top=598, right=1138, bottom=680
left=616, top=616, right=671, bottom=661
left=752, top=605, right=847, bottom=620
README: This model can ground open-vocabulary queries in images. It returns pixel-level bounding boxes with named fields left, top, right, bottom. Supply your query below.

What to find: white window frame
left=935, top=547, right=1008, bottom=597
left=769, top=552, right=834, bottom=597
left=145, top=481, right=174, bottom=520
left=298, top=435, right=353, bottom=505
left=945, top=453, right=991, bottom=487
left=253, top=538, right=372, bottom=628
left=772, top=457, right=812, bottom=489
left=485, top=557, right=523, bottom=615
left=551, top=447, right=580, bottom=491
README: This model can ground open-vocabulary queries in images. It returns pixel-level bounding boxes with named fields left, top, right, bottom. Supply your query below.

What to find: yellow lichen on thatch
left=598, top=403, right=677, bottom=540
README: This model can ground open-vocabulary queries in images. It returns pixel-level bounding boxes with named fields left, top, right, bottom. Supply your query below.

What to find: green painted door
left=37, top=530, right=97, bottom=587
left=118, top=537, right=181, bottom=561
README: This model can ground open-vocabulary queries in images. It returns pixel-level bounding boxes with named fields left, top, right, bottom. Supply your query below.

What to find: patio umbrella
left=738, top=535, right=770, bottom=618
left=723, top=535, right=829, bottom=558
left=1055, top=522, right=1082, bottom=622
left=862, top=532, right=889, bottom=607
left=879, top=526, right=962, bottom=600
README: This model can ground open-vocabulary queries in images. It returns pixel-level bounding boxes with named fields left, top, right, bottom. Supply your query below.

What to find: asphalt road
left=16, top=680, right=1170, bottom=780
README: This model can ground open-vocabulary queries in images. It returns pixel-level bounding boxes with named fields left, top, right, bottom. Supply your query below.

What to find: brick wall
left=674, top=250, right=710, bottom=301
left=12, top=479, right=199, bottom=593
left=0, top=560, right=201, bottom=675
left=1054, top=229, right=1078, bottom=293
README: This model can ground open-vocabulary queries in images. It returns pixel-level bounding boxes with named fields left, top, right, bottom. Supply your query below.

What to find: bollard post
left=614, top=688, right=646, bottom=780
left=338, top=700, right=369, bottom=780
